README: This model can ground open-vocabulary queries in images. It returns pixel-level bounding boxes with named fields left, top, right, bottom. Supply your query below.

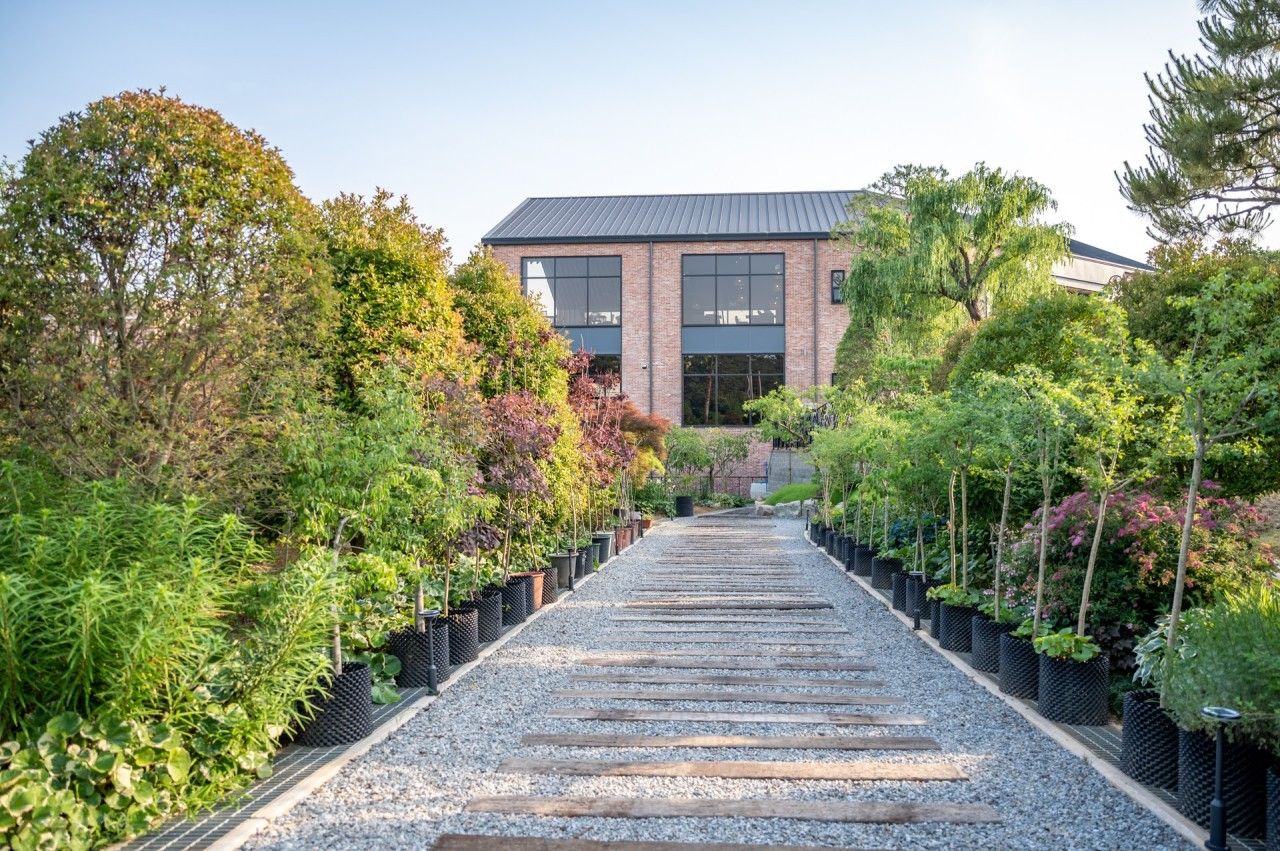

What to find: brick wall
left=488, top=238, right=853, bottom=425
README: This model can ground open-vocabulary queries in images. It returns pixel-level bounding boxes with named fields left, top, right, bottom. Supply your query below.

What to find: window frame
left=520, top=255, right=623, bottom=328
left=681, top=353, right=786, bottom=427
left=830, top=269, right=846, bottom=304
left=680, top=252, right=786, bottom=327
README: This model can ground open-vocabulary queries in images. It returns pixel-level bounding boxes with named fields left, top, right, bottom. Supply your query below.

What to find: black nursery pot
left=1037, top=653, right=1109, bottom=726
left=387, top=620, right=451, bottom=687
left=870, top=557, right=899, bottom=590
left=445, top=605, right=480, bottom=666
left=1267, top=763, right=1279, bottom=851
left=823, top=529, right=836, bottom=554
left=675, top=495, right=695, bottom=517
left=1177, top=728, right=1269, bottom=838
left=929, top=598, right=942, bottom=640
left=541, top=564, right=559, bottom=605
left=552, top=553, right=574, bottom=588
left=853, top=546, right=874, bottom=577
left=969, top=615, right=1016, bottom=673
left=1119, top=690, right=1178, bottom=791
left=905, top=573, right=927, bottom=618
left=476, top=589, right=503, bottom=643
left=501, top=579, right=528, bottom=626
left=517, top=574, right=536, bottom=616
left=843, top=542, right=858, bottom=571
left=891, top=571, right=909, bottom=612
left=295, top=662, right=373, bottom=748
left=998, top=632, right=1038, bottom=699
left=578, top=548, right=591, bottom=577
left=593, top=532, right=613, bottom=564
left=939, top=603, right=977, bottom=652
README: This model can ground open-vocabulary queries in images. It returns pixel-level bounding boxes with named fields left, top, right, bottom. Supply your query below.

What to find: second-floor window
left=682, top=253, right=784, bottom=326
left=831, top=269, right=846, bottom=304
left=522, top=256, right=621, bottom=327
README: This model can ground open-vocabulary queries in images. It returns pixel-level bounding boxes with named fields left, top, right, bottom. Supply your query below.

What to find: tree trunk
left=416, top=580, right=426, bottom=633
left=959, top=467, right=970, bottom=590
left=1076, top=487, right=1109, bottom=637
left=947, top=471, right=957, bottom=585
left=995, top=463, right=1012, bottom=621
left=332, top=621, right=343, bottom=676
left=1032, top=464, right=1052, bottom=639
left=1166, top=436, right=1205, bottom=652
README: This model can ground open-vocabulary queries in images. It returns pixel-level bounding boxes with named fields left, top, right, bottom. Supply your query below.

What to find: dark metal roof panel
left=1068, top=238, right=1152, bottom=271
left=482, top=191, right=860, bottom=243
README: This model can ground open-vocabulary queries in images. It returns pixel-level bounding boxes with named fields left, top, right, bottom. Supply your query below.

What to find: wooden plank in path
left=465, top=796, right=1000, bottom=825
left=521, top=732, right=940, bottom=750
left=549, top=708, right=928, bottom=726
left=579, top=656, right=875, bottom=672
left=622, top=603, right=832, bottom=611
left=607, top=623, right=848, bottom=633
left=590, top=648, right=855, bottom=659
left=572, top=672, right=885, bottom=689
left=607, top=637, right=852, bottom=647
left=554, top=688, right=903, bottom=706
left=499, top=757, right=966, bottom=781
left=608, top=617, right=842, bottom=628
left=432, top=835, right=867, bottom=851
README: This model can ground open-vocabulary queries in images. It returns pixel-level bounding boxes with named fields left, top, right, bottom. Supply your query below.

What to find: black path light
left=418, top=605, right=442, bottom=695
left=1200, top=705, right=1241, bottom=851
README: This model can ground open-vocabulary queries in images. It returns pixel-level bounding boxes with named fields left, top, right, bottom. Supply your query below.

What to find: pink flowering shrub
left=1009, top=486, right=1274, bottom=670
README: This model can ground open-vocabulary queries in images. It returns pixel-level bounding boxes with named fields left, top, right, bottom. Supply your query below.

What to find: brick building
left=482, top=191, right=1149, bottom=491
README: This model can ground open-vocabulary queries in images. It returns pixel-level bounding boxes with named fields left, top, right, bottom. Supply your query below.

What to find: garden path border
left=115, top=566, right=610, bottom=851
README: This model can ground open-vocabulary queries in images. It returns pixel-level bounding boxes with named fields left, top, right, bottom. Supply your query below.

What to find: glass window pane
left=683, top=255, right=716, bottom=275
left=554, top=277, right=587, bottom=326
left=750, top=274, right=784, bottom=325
left=589, top=256, right=621, bottom=276
left=588, top=353, right=621, bottom=378
left=526, top=277, right=554, bottom=320
left=556, top=257, right=588, bottom=277
left=587, top=277, right=621, bottom=326
left=716, top=373, right=749, bottom=426
left=682, top=277, right=716, bottom=325
left=716, top=254, right=749, bottom=275
left=747, top=372, right=784, bottom=420
left=524, top=258, right=553, bottom=278
left=682, top=354, right=716, bottom=374
left=717, top=354, right=751, bottom=374
left=717, top=275, right=750, bottom=325
left=682, top=372, right=714, bottom=426
left=751, top=253, right=784, bottom=275
left=750, top=353, right=784, bottom=374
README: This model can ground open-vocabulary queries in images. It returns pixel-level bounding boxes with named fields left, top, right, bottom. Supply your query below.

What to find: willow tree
left=1120, top=0, right=1280, bottom=239
left=833, top=163, right=1069, bottom=330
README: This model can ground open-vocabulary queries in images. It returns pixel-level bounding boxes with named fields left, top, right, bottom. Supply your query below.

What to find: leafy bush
left=1033, top=627, right=1101, bottom=662
left=1162, top=583, right=1280, bottom=754
left=632, top=480, right=675, bottom=517
left=764, top=483, right=818, bottom=505
left=700, top=493, right=751, bottom=509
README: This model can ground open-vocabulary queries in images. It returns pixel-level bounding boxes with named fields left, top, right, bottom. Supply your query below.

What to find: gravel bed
left=246, top=517, right=1192, bottom=851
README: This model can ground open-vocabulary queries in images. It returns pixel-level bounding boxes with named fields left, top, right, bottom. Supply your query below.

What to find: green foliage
left=663, top=428, right=749, bottom=497
left=631, top=480, right=675, bottom=517
left=925, top=582, right=980, bottom=606
left=0, top=90, right=331, bottom=510
left=742, top=385, right=816, bottom=446
left=764, top=483, right=819, bottom=505
left=1033, top=627, right=1101, bottom=662
left=700, top=493, right=751, bottom=509
left=1162, top=583, right=1280, bottom=754
left=1119, top=0, right=1280, bottom=239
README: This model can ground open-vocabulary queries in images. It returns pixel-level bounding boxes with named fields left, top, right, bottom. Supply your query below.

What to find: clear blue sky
left=0, top=1, right=1203, bottom=263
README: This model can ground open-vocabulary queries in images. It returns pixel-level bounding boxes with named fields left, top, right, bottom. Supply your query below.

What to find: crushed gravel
left=246, top=517, right=1192, bottom=851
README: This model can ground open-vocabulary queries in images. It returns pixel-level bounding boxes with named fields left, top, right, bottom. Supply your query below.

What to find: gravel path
left=247, top=516, right=1191, bottom=851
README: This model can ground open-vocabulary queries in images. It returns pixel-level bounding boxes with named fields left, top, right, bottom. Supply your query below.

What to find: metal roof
left=482, top=190, right=1151, bottom=269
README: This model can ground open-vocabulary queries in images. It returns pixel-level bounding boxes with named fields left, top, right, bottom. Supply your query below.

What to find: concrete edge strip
left=191, top=565, right=612, bottom=851
left=810, top=535, right=1206, bottom=849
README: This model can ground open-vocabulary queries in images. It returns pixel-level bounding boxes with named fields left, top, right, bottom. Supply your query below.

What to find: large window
left=831, top=269, right=846, bottom=304
left=682, top=253, right=784, bottom=326
left=682, top=354, right=784, bottom=426
left=522, top=256, right=621, bottom=327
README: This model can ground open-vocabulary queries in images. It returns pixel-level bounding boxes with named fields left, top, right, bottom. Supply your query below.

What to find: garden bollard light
left=1201, top=705, right=1241, bottom=851
left=423, top=608, right=441, bottom=695
left=568, top=549, right=576, bottom=592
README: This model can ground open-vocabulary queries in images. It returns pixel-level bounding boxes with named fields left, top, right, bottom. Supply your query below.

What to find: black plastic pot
left=552, top=553, right=574, bottom=588
left=891, top=571, right=909, bottom=612
left=577, top=548, right=591, bottom=577
left=1177, top=728, right=1268, bottom=838
left=939, top=603, right=977, bottom=652
left=1267, top=763, right=1279, bottom=851
left=541, top=565, right=559, bottom=605
left=501, top=579, right=527, bottom=626
left=929, top=598, right=942, bottom=640
left=870, top=557, right=899, bottom=590
left=477, top=589, right=503, bottom=642
left=905, top=573, right=927, bottom=619
left=823, top=529, right=835, bottom=554
left=853, top=546, right=874, bottom=577
left=834, top=534, right=848, bottom=563
left=387, top=621, right=451, bottom=687
left=516, top=574, right=536, bottom=615
left=1119, top=690, right=1178, bottom=791
left=593, top=531, right=614, bottom=563
left=970, top=616, right=1016, bottom=673
left=998, top=632, right=1038, bottom=699
left=675, top=495, right=695, bottom=517
left=296, top=662, right=373, bottom=747
left=843, top=542, right=858, bottom=571
left=446, top=605, right=480, bottom=666
left=1037, top=653, right=1109, bottom=726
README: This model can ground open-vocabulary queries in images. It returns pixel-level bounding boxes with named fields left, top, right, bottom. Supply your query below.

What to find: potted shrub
left=971, top=600, right=1020, bottom=674
left=1162, top=585, right=1277, bottom=839
left=1033, top=628, right=1109, bottom=726
left=1118, top=619, right=1180, bottom=791
left=999, top=618, right=1040, bottom=700
left=931, top=583, right=981, bottom=653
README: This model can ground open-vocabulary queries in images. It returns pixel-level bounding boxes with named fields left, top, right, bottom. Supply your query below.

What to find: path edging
left=812, top=537, right=1204, bottom=849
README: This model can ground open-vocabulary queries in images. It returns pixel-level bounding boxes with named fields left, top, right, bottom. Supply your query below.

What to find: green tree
left=1120, top=0, right=1280, bottom=239
left=834, top=163, right=1069, bottom=327
left=0, top=91, right=331, bottom=508
left=664, top=427, right=750, bottom=498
